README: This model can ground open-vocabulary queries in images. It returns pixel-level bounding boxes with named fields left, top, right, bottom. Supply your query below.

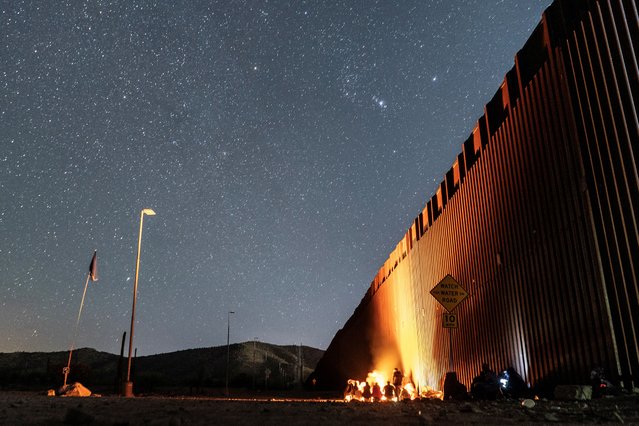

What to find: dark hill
left=0, top=342, right=323, bottom=394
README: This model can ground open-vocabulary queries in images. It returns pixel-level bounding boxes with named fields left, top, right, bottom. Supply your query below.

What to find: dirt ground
left=1, top=390, right=638, bottom=425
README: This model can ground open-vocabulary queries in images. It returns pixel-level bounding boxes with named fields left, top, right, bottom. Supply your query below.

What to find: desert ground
left=2, top=390, right=639, bottom=425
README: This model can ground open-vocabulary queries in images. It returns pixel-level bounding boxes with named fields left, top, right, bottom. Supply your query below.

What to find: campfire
left=343, top=370, right=442, bottom=402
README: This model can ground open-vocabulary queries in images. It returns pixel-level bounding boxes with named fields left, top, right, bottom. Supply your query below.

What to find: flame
left=420, top=386, right=444, bottom=400
left=402, top=383, right=417, bottom=400
left=343, top=370, right=441, bottom=402
left=366, top=370, right=387, bottom=387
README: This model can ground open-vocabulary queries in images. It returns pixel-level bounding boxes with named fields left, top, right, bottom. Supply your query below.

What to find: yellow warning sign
left=430, top=274, right=468, bottom=312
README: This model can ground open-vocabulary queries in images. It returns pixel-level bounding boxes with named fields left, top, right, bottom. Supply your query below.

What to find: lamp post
left=225, top=311, right=235, bottom=397
left=123, top=208, right=156, bottom=397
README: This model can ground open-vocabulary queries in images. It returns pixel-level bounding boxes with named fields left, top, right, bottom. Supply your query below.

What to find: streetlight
left=123, top=208, right=156, bottom=397
left=225, top=311, right=235, bottom=397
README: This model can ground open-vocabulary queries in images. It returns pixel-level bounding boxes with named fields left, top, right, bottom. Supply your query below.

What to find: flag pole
left=63, top=250, right=98, bottom=387
left=64, top=272, right=91, bottom=387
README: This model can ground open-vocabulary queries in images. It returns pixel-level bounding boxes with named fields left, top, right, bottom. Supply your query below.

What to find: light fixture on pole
left=225, top=311, right=235, bottom=397
left=123, top=208, right=156, bottom=397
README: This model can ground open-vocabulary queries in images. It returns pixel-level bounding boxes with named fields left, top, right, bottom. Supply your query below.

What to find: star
left=372, top=95, right=388, bottom=109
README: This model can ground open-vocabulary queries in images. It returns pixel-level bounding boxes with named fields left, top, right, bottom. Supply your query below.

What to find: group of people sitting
left=344, top=368, right=410, bottom=402
left=444, top=363, right=529, bottom=400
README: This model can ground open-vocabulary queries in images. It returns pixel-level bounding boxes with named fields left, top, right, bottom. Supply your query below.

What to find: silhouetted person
left=383, top=381, right=395, bottom=400
left=372, top=382, right=383, bottom=402
left=343, top=380, right=355, bottom=400
left=399, top=385, right=412, bottom=401
left=352, top=381, right=362, bottom=401
left=362, top=382, right=372, bottom=401
left=590, top=366, right=617, bottom=398
left=392, top=368, right=403, bottom=397
left=501, top=366, right=528, bottom=399
left=471, top=363, right=499, bottom=400
left=444, top=371, right=469, bottom=400
left=392, top=368, right=403, bottom=387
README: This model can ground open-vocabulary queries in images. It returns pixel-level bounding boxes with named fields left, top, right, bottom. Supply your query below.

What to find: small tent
left=58, top=382, right=92, bottom=397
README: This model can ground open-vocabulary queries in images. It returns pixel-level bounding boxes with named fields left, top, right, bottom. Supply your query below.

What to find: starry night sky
left=1, top=0, right=553, bottom=355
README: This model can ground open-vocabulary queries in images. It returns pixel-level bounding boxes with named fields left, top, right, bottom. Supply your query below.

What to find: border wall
left=312, top=0, right=639, bottom=394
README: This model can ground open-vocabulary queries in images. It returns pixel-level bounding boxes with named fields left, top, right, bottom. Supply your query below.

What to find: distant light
left=142, top=209, right=156, bottom=216
left=372, top=95, right=387, bottom=109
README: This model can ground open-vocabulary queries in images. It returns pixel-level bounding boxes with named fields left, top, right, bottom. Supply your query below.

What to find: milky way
left=1, top=0, right=552, bottom=355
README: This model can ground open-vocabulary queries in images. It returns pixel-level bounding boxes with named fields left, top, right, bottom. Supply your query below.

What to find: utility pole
left=298, top=343, right=303, bottom=386
left=225, top=311, right=235, bottom=397
left=252, top=338, right=258, bottom=390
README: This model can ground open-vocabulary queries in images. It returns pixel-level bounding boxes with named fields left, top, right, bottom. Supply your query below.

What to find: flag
left=89, top=251, right=98, bottom=281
